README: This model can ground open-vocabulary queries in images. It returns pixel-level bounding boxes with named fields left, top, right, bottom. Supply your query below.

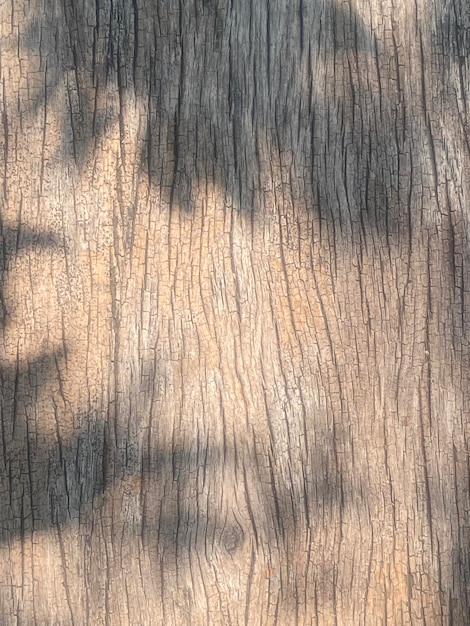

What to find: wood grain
left=0, top=0, right=469, bottom=623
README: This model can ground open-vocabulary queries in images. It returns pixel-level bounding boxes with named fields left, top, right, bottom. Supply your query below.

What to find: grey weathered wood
left=0, top=0, right=469, bottom=623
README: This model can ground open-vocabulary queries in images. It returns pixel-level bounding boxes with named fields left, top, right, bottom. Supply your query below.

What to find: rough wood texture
left=1, top=0, right=469, bottom=623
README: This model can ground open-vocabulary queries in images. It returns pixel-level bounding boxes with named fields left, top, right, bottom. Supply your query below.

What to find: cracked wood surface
left=0, top=0, right=470, bottom=624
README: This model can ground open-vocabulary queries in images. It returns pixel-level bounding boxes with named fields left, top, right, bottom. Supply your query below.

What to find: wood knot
left=222, top=524, right=244, bottom=553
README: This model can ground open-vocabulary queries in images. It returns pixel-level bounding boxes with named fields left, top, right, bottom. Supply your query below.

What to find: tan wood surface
left=0, top=0, right=469, bottom=623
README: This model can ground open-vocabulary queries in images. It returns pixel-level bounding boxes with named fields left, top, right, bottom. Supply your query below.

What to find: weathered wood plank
left=0, top=0, right=469, bottom=623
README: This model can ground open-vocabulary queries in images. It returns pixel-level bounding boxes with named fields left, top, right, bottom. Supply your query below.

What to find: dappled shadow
left=0, top=333, right=351, bottom=556
left=2, top=0, right=470, bottom=622
left=2, top=0, right=371, bottom=517
left=0, top=224, right=67, bottom=539
left=19, top=0, right=381, bottom=216
left=0, top=221, right=352, bottom=616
